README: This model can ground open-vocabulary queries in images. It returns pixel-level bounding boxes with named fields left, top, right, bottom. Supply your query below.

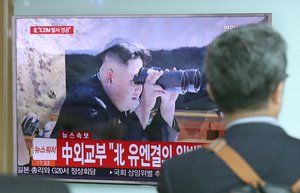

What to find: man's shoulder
left=73, top=75, right=101, bottom=93
left=66, top=75, right=104, bottom=102
left=162, top=147, right=213, bottom=168
left=282, top=134, right=300, bottom=153
left=0, top=175, right=70, bottom=193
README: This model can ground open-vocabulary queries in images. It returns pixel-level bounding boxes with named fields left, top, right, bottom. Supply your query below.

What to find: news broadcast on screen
left=13, top=14, right=271, bottom=184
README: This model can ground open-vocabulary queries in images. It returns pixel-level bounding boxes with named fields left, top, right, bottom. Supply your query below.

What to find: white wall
left=14, top=0, right=300, bottom=192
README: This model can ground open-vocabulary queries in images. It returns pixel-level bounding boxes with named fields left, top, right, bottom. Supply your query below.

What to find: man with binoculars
left=51, top=38, right=182, bottom=141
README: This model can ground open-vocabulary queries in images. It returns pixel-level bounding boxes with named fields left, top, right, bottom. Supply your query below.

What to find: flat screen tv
left=13, top=14, right=271, bottom=184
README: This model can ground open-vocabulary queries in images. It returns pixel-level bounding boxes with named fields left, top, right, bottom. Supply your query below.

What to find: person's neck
left=224, top=108, right=278, bottom=126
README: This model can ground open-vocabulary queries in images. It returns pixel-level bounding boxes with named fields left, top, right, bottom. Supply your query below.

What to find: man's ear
left=271, top=81, right=284, bottom=105
left=206, top=83, right=215, bottom=101
left=104, top=68, right=113, bottom=85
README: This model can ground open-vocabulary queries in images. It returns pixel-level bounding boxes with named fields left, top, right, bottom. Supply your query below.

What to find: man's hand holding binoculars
left=159, top=68, right=179, bottom=127
left=134, top=68, right=178, bottom=129
left=134, top=66, right=201, bottom=129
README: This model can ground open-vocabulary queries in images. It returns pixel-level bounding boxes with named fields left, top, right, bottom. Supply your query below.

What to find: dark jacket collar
left=91, top=74, right=121, bottom=116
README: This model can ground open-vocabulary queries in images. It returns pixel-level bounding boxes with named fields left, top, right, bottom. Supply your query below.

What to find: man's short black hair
left=96, top=37, right=151, bottom=68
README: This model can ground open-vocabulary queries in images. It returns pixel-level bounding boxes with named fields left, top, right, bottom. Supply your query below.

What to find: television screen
left=13, top=14, right=271, bottom=184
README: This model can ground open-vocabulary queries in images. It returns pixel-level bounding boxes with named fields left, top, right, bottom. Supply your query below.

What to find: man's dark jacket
left=0, top=175, right=70, bottom=193
left=157, top=122, right=300, bottom=193
left=51, top=75, right=178, bottom=141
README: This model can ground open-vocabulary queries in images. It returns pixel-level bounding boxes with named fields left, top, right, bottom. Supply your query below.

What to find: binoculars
left=133, top=67, right=202, bottom=94
left=21, top=115, right=40, bottom=136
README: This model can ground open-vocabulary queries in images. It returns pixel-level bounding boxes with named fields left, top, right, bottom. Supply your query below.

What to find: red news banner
left=32, top=137, right=205, bottom=170
left=30, top=26, right=74, bottom=34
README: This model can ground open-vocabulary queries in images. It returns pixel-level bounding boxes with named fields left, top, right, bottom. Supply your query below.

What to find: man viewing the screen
left=157, top=23, right=300, bottom=193
left=50, top=38, right=179, bottom=141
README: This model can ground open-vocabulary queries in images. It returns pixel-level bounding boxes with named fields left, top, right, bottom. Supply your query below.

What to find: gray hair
left=205, top=23, right=287, bottom=114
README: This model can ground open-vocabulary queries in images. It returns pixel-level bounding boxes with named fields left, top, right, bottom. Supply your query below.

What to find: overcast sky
left=16, top=16, right=267, bottom=55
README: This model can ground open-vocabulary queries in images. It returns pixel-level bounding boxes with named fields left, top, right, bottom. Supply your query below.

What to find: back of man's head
left=205, top=23, right=287, bottom=114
